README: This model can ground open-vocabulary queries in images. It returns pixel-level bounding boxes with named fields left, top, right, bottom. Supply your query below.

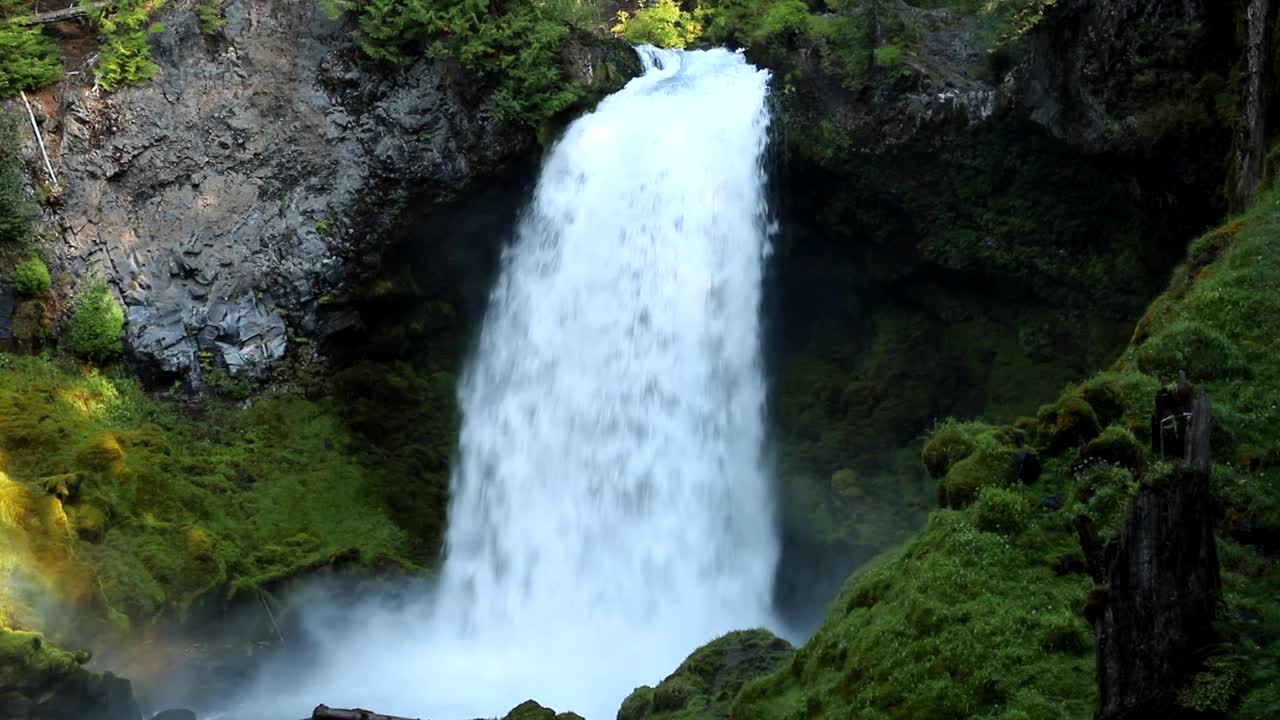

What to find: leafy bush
left=0, top=14, right=61, bottom=97
left=983, top=0, right=1059, bottom=45
left=11, top=256, right=50, bottom=296
left=611, top=0, right=704, bottom=49
left=325, top=0, right=593, bottom=125
left=66, top=280, right=125, bottom=360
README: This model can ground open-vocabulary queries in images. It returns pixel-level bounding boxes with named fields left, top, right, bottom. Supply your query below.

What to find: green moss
left=1035, top=396, right=1101, bottom=455
left=0, top=628, right=80, bottom=692
left=1069, top=465, right=1137, bottom=540
left=747, top=181, right=1280, bottom=720
left=1135, top=319, right=1250, bottom=383
left=733, top=512, right=1095, bottom=720
left=0, top=354, right=413, bottom=634
left=620, top=686, right=656, bottom=720
left=11, top=256, right=50, bottom=297
left=1079, top=425, right=1145, bottom=472
left=972, top=486, right=1030, bottom=535
left=922, top=419, right=984, bottom=479
left=622, top=629, right=794, bottom=720
left=937, top=428, right=1020, bottom=508
left=1072, top=371, right=1161, bottom=434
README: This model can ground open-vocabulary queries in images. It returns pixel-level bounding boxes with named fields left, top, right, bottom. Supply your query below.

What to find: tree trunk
left=1092, top=386, right=1221, bottom=720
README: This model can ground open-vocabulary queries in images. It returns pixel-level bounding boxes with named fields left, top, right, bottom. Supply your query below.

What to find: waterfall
left=428, top=46, right=780, bottom=718
left=228, top=46, right=780, bottom=720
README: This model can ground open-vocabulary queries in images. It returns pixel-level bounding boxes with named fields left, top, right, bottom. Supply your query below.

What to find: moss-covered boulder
left=0, top=628, right=141, bottom=720
left=925, top=421, right=1026, bottom=509
left=1036, top=396, right=1102, bottom=455
left=501, top=699, right=584, bottom=720
left=1135, top=319, right=1250, bottom=383
left=618, top=629, right=794, bottom=720
left=733, top=511, right=1095, bottom=720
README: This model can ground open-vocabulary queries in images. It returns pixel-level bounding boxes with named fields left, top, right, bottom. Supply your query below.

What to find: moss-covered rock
left=500, top=699, right=585, bottom=720
left=1135, top=319, right=1250, bottom=383
left=1078, top=426, right=1146, bottom=475
left=1036, top=396, right=1102, bottom=455
left=619, top=629, right=794, bottom=720
left=742, top=181, right=1280, bottom=720
left=0, top=627, right=141, bottom=720
left=932, top=423, right=1025, bottom=509
left=733, top=511, right=1095, bottom=720
left=0, top=354, right=415, bottom=648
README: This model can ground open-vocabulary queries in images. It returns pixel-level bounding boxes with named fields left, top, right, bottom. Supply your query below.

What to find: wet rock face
left=1016, top=0, right=1231, bottom=155
left=52, top=0, right=535, bottom=383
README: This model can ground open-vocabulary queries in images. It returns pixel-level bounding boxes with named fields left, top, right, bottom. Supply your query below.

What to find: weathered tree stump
left=1090, top=385, right=1221, bottom=720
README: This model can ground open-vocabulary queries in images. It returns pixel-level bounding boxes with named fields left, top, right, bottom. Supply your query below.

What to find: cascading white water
left=430, top=45, right=780, bottom=715
left=228, top=46, right=779, bottom=720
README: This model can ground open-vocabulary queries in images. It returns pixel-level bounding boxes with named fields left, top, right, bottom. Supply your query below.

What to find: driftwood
left=16, top=3, right=99, bottom=26
left=1090, top=385, right=1221, bottom=720
left=312, top=705, right=422, bottom=720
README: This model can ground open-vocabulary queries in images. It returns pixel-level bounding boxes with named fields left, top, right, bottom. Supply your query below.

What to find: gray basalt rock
left=43, top=0, right=540, bottom=383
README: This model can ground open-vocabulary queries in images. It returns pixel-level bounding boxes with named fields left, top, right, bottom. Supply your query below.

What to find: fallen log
left=312, top=705, right=422, bottom=720
left=16, top=3, right=100, bottom=26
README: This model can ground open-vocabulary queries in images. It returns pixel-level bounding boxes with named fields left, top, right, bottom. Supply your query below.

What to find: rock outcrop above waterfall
left=27, top=0, right=633, bottom=383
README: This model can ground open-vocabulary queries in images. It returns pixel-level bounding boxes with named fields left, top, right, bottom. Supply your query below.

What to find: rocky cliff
left=29, top=0, right=556, bottom=383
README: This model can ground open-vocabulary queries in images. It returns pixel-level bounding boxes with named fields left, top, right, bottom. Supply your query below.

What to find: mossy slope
left=727, top=184, right=1280, bottom=718
left=0, top=353, right=413, bottom=642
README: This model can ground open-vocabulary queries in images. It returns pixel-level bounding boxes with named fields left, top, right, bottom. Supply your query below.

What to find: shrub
left=326, top=0, right=592, bottom=125
left=66, top=280, right=125, bottom=360
left=196, top=0, right=226, bottom=35
left=0, top=0, right=62, bottom=98
left=612, top=0, right=704, bottom=49
left=11, top=256, right=50, bottom=296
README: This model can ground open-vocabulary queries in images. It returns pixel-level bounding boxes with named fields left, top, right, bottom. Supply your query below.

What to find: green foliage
left=326, top=0, right=594, bottom=125
left=733, top=511, right=1095, bottom=720
left=872, top=43, right=904, bottom=67
left=611, top=0, right=704, bottom=49
left=0, top=0, right=62, bottom=98
left=621, top=629, right=794, bottom=720
left=66, top=281, right=125, bottom=361
left=0, top=354, right=412, bottom=631
left=0, top=112, right=34, bottom=246
left=11, top=256, right=50, bottom=297
left=739, top=182, right=1280, bottom=720
left=982, top=0, right=1058, bottom=46
left=196, top=0, right=226, bottom=35
left=1135, top=318, right=1250, bottom=383
left=1070, top=464, right=1137, bottom=539
left=85, top=0, right=166, bottom=91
